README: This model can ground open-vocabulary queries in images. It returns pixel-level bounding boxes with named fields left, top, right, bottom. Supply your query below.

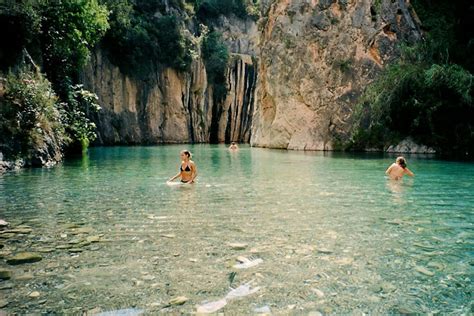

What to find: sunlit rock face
left=81, top=0, right=422, bottom=148
left=80, top=50, right=256, bottom=145
left=251, top=0, right=422, bottom=150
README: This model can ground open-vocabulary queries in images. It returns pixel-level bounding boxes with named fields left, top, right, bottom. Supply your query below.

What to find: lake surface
left=0, top=145, right=473, bottom=314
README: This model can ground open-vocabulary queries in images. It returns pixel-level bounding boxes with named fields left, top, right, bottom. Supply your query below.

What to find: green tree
left=40, top=0, right=109, bottom=93
left=100, top=0, right=192, bottom=77
left=350, top=0, right=474, bottom=156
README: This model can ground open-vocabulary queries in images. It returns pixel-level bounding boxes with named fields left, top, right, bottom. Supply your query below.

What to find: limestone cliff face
left=211, top=54, right=257, bottom=143
left=80, top=50, right=257, bottom=144
left=251, top=0, right=422, bottom=150
left=82, top=1, right=421, bottom=149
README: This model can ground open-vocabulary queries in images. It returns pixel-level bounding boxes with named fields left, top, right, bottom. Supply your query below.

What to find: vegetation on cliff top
left=0, top=0, right=107, bottom=160
left=351, top=0, right=473, bottom=156
left=0, top=0, right=254, bottom=164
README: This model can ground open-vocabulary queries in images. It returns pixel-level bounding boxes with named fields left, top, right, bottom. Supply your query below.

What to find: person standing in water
left=168, top=150, right=198, bottom=184
left=385, top=156, right=414, bottom=180
left=228, top=142, right=239, bottom=151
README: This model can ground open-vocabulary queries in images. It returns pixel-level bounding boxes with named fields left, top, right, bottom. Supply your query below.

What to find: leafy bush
left=40, top=0, right=109, bottom=93
left=349, top=0, right=474, bottom=155
left=194, top=0, right=259, bottom=21
left=0, top=70, right=67, bottom=160
left=351, top=50, right=473, bottom=154
left=61, top=84, right=101, bottom=153
left=100, top=0, right=192, bottom=76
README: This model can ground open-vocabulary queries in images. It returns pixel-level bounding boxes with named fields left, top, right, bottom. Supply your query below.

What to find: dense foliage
left=350, top=0, right=474, bottom=156
left=0, top=70, right=102, bottom=160
left=40, top=0, right=109, bottom=93
left=0, top=0, right=107, bottom=156
left=100, top=0, right=193, bottom=77
left=0, top=70, right=66, bottom=160
left=1, top=0, right=257, bottom=162
left=194, top=0, right=249, bottom=21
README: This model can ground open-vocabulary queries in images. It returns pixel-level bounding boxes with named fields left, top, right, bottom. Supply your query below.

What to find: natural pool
left=0, top=145, right=472, bottom=314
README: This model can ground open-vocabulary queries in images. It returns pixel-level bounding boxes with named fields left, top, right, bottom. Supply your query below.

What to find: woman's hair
left=181, top=150, right=192, bottom=158
left=396, top=156, right=407, bottom=169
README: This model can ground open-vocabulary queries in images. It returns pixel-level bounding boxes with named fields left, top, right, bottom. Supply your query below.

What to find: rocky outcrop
left=387, top=138, right=436, bottom=154
left=80, top=50, right=257, bottom=144
left=251, top=0, right=423, bottom=150
left=215, top=15, right=260, bottom=56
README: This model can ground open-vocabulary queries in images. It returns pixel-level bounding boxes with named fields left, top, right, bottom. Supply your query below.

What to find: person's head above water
left=396, top=156, right=407, bottom=169
left=180, top=150, right=192, bottom=160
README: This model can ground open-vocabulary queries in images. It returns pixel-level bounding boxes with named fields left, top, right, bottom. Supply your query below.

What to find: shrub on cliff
left=350, top=0, right=474, bottom=156
left=40, top=0, right=109, bottom=94
left=0, top=71, right=66, bottom=164
left=351, top=59, right=473, bottom=154
left=61, top=84, right=101, bottom=154
left=100, top=0, right=193, bottom=76
left=194, top=0, right=259, bottom=21
left=202, top=30, right=229, bottom=102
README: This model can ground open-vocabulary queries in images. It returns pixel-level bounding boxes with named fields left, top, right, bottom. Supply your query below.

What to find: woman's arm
left=187, top=163, right=198, bottom=183
left=168, top=172, right=181, bottom=182
left=404, top=168, right=414, bottom=177
left=385, top=164, right=394, bottom=175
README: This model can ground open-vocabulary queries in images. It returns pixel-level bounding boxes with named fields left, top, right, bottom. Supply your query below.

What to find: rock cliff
left=82, top=0, right=422, bottom=149
left=80, top=50, right=257, bottom=145
left=251, top=0, right=422, bottom=150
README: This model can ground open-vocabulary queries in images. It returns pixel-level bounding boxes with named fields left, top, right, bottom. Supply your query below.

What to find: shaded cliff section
left=251, top=0, right=423, bottom=150
left=80, top=50, right=257, bottom=145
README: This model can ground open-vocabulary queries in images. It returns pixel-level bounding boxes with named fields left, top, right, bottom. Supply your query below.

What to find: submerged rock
left=311, top=288, right=325, bottom=298
left=6, top=252, right=42, bottom=265
left=254, top=305, right=271, bottom=313
left=87, top=236, right=101, bottom=243
left=228, top=242, right=248, bottom=250
left=0, top=270, right=12, bottom=280
left=414, top=266, right=434, bottom=276
left=168, top=296, right=188, bottom=306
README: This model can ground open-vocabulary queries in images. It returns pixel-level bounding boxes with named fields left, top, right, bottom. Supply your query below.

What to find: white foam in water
left=196, top=298, right=228, bottom=314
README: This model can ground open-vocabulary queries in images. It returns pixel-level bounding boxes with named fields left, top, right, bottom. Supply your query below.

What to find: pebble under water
left=0, top=145, right=472, bottom=314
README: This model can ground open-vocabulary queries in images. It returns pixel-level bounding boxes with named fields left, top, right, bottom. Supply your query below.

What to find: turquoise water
left=0, top=145, right=472, bottom=314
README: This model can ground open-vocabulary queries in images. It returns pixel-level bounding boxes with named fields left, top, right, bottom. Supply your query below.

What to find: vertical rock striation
left=80, top=50, right=257, bottom=144
left=211, top=54, right=257, bottom=143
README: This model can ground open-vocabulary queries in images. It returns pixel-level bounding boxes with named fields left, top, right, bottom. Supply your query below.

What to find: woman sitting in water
left=168, top=150, right=198, bottom=184
left=385, top=156, right=414, bottom=180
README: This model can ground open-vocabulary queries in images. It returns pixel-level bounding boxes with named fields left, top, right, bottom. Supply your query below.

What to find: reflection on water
left=0, top=145, right=473, bottom=314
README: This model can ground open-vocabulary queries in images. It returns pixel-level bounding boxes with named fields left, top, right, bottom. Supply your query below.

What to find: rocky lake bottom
left=0, top=145, right=472, bottom=314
